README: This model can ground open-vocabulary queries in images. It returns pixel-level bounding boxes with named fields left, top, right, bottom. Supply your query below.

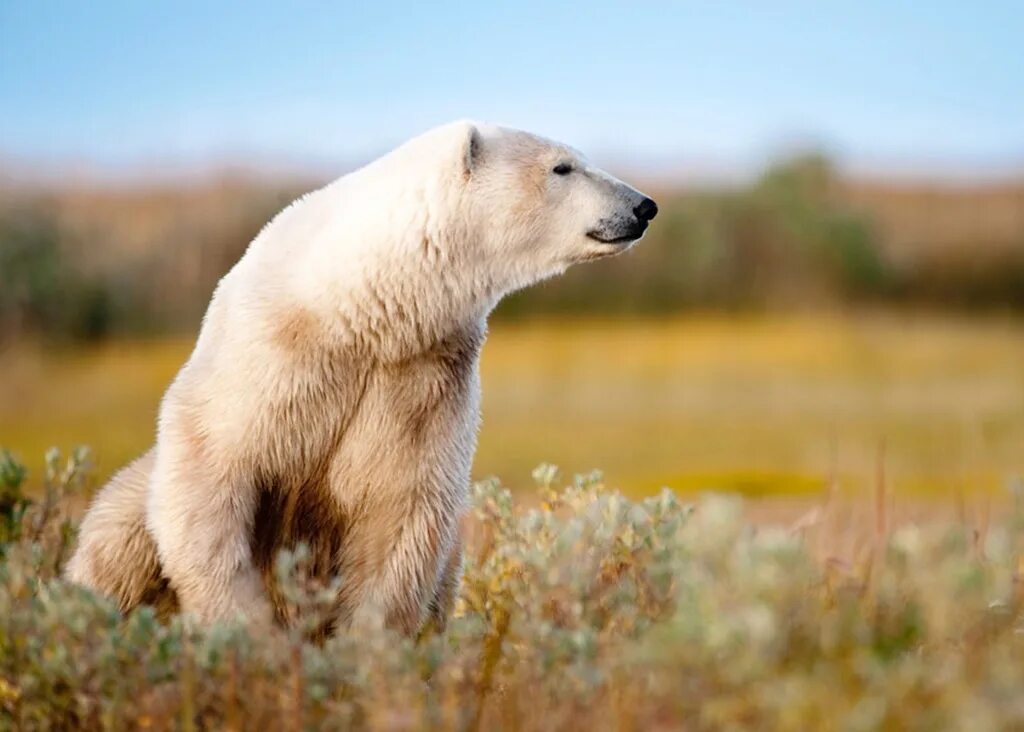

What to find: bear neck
left=265, top=166, right=508, bottom=364
left=328, top=241, right=499, bottom=363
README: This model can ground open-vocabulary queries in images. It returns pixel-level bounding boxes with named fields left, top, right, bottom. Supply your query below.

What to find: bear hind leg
left=65, top=448, right=179, bottom=617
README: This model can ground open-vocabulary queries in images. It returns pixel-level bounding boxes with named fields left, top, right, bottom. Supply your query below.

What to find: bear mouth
left=586, top=221, right=648, bottom=246
left=581, top=227, right=647, bottom=261
left=587, top=232, right=638, bottom=245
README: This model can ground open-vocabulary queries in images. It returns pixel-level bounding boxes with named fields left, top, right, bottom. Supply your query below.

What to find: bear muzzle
left=586, top=196, right=658, bottom=246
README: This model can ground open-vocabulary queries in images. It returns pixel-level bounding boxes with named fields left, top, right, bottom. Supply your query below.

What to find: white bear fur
left=65, top=121, right=652, bottom=635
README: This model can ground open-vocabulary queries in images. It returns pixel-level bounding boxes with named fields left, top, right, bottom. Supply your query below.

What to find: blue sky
left=1, top=1, right=1022, bottom=176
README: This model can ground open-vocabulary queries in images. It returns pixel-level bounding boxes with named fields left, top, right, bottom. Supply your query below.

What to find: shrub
left=1, top=451, right=1022, bottom=730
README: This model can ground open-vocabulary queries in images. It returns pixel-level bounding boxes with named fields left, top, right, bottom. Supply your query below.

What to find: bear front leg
left=427, top=533, right=463, bottom=632
left=146, top=448, right=272, bottom=626
left=343, top=502, right=460, bottom=636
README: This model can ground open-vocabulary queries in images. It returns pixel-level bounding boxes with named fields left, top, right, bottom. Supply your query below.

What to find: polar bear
left=65, top=121, right=657, bottom=635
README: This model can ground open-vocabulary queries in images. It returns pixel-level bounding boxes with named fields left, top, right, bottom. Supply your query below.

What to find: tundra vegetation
left=1, top=448, right=1023, bottom=730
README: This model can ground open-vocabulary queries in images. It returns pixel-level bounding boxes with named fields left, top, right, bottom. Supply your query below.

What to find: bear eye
left=552, top=163, right=573, bottom=176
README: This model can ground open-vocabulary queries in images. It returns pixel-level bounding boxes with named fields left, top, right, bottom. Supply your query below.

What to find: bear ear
left=461, top=124, right=482, bottom=179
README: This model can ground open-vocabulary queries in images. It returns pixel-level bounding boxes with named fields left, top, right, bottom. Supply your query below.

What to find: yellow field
left=2, top=313, right=1022, bottom=498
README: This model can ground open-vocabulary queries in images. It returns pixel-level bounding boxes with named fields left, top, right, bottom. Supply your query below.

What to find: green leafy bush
left=1, top=451, right=1022, bottom=730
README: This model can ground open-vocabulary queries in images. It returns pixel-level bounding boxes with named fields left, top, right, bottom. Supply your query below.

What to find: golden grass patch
left=2, top=313, right=1022, bottom=498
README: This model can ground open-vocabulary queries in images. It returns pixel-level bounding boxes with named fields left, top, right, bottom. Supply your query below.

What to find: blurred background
left=1, top=2, right=1022, bottom=499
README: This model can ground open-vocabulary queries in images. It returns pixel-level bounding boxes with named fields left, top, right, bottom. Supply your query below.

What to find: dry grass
left=2, top=313, right=1023, bottom=502
left=480, top=312, right=1024, bottom=498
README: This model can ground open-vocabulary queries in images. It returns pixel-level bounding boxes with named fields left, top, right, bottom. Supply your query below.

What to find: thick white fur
left=65, top=121, right=652, bottom=635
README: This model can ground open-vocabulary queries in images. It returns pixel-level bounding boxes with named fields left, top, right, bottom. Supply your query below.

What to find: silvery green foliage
left=1, top=451, right=1024, bottom=730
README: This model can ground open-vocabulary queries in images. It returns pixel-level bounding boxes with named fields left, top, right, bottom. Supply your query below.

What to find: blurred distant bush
left=891, top=249, right=1024, bottom=310
left=0, top=181, right=294, bottom=343
left=1, top=157, right=1022, bottom=343
left=0, top=205, right=116, bottom=342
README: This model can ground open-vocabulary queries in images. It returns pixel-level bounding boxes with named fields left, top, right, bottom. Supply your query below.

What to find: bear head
left=452, top=122, right=657, bottom=293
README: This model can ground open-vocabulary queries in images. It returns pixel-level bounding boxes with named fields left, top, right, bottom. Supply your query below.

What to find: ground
left=3, top=313, right=1024, bottom=728
left=3, top=313, right=1021, bottom=502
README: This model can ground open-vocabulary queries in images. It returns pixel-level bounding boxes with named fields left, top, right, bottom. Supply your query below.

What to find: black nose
left=634, top=197, right=658, bottom=223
